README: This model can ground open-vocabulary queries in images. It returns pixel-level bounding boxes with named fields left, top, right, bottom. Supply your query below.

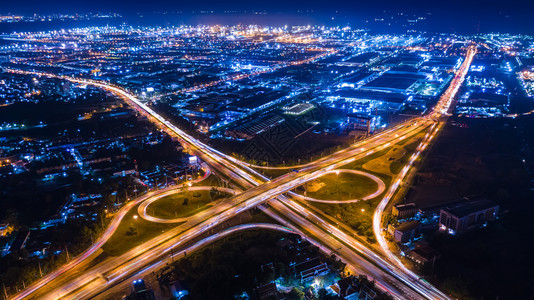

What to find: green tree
left=287, top=287, right=305, bottom=300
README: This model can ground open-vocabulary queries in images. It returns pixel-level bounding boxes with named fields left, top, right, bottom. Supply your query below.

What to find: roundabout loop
left=291, top=169, right=386, bottom=203
left=138, top=186, right=239, bottom=223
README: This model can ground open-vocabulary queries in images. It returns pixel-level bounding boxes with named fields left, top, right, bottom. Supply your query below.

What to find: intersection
left=8, top=45, right=476, bottom=300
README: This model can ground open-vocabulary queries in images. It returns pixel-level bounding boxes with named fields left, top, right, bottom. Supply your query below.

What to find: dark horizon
left=1, top=0, right=534, bottom=34
left=0, top=10, right=532, bottom=35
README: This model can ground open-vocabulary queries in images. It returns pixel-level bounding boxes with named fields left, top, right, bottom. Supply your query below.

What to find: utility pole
left=65, top=245, right=70, bottom=262
left=38, top=261, right=43, bottom=277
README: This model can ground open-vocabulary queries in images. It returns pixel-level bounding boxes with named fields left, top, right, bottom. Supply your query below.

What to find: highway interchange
left=8, top=45, right=476, bottom=300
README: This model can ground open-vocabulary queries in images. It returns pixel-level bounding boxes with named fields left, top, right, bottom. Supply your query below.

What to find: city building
left=388, top=220, right=421, bottom=243
left=346, top=113, right=377, bottom=135
left=225, top=114, right=285, bottom=140
left=255, top=282, right=279, bottom=300
left=361, top=70, right=426, bottom=94
left=326, top=90, right=406, bottom=113
left=392, top=203, right=418, bottom=220
left=60, top=194, right=103, bottom=221
left=439, top=198, right=499, bottom=235
left=283, top=103, right=315, bottom=116
left=329, top=277, right=359, bottom=300
left=294, top=256, right=329, bottom=283
left=406, top=245, right=441, bottom=267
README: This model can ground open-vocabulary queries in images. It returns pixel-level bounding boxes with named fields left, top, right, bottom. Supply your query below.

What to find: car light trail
left=6, top=46, right=475, bottom=300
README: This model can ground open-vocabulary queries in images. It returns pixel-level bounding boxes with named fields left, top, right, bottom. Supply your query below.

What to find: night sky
left=1, top=0, right=531, bottom=14
left=1, top=0, right=533, bottom=33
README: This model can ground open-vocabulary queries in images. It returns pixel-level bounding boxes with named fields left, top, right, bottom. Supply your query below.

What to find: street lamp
left=132, top=215, right=138, bottom=233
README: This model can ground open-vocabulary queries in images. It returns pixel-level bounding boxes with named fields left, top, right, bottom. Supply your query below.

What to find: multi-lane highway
left=373, top=46, right=476, bottom=286
left=6, top=74, right=434, bottom=299
left=8, top=165, right=212, bottom=300
left=7, top=45, right=475, bottom=300
left=90, top=223, right=298, bottom=299
left=9, top=97, right=434, bottom=299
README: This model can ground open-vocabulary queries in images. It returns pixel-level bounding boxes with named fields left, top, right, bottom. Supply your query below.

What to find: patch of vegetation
left=406, top=117, right=534, bottom=298
left=0, top=219, right=107, bottom=291
left=298, top=172, right=379, bottom=200
left=148, top=189, right=229, bottom=219
left=389, top=139, right=422, bottom=174
left=160, top=230, right=345, bottom=300
left=256, top=167, right=290, bottom=179
left=101, top=203, right=182, bottom=257
left=358, top=133, right=424, bottom=176
left=310, top=201, right=378, bottom=243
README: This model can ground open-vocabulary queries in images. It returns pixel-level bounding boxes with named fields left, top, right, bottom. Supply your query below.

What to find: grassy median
left=102, top=203, right=183, bottom=257
left=148, top=190, right=229, bottom=219
left=298, top=172, right=379, bottom=201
